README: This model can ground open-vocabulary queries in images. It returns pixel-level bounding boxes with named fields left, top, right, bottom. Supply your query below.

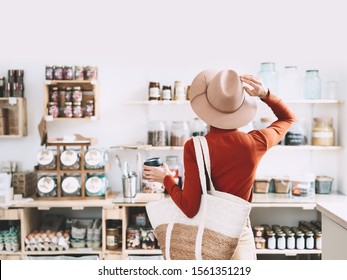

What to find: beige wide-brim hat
left=188, top=69, right=257, bottom=129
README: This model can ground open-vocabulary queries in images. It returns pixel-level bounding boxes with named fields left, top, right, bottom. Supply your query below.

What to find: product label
left=312, top=132, right=334, bottom=138
left=106, top=236, right=116, bottom=246
left=62, top=177, right=80, bottom=193
left=37, top=149, right=54, bottom=165
left=37, top=177, right=55, bottom=193
left=85, top=150, right=103, bottom=166
left=162, top=89, right=171, bottom=100
left=61, top=150, right=78, bottom=166
left=86, top=176, right=103, bottom=193
left=149, top=88, right=160, bottom=98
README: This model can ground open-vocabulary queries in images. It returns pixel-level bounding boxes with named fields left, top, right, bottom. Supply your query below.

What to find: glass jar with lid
left=147, top=121, right=168, bottom=146
left=280, top=66, right=301, bottom=99
left=315, top=231, right=322, bottom=249
left=286, top=232, right=295, bottom=249
left=37, top=175, right=57, bottom=197
left=48, top=102, right=59, bottom=118
left=162, top=85, right=172, bottom=101
left=296, top=232, right=305, bottom=249
left=312, top=117, right=335, bottom=146
left=305, top=232, right=314, bottom=249
left=86, top=174, right=107, bottom=197
left=191, top=117, right=207, bottom=136
left=73, top=102, right=83, bottom=118
left=63, top=102, right=73, bottom=118
left=85, top=100, right=94, bottom=117
left=174, top=81, right=186, bottom=101
left=170, top=121, right=190, bottom=146
left=36, top=149, right=56, bottom=170
left=258, top=62, right=279, bottom=94
left=267, top=232, right=276, bottom=249
left=61, top=175, right=81, bottom=197
left=85, top=148, right=107, bottom=169
left=148, top=81, right=160, bottom=101
left=276, top=232, right=286, bottom=249
left=60, top=149, right=80, bottom=170
left=50, top=87, right=59, bottom=102
left=106, top=220, right=119, bottom=250
left=166, top=155, right=183, bottom=188
left=72, top=86, right=83, bottom=102
left=284, top=118, right=307, bottom=146
left=304, top=70, right=321, bottom=99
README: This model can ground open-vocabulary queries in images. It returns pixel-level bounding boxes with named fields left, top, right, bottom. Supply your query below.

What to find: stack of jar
left=48, top=85, right=94, bottom=118
left=45, top=65, right=98, bottom=81
left=35, top=148, right=108, bottom=198
left=253, top=220, right=322, bottom=250
left=148, top=80, right=189, bottom=101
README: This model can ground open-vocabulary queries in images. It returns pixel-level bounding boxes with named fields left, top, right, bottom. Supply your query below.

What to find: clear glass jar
left=36, top=175, right=57, bottom=197
left=126, top=227, right=141, bottom=249
left=166, top=155, right=183, bottom=188
left=106, top=227, right=119, bottom=250
left=191, top=117, right=207, bottom=136
left=85, top=149, right=106, bottom=169
left=315, top=231, right=322, bottom=249
left=63, top=65, right=74, bottom=80
left=53, top=65, right=63, bottom=80
left=147, top=121, right=168, bottom=146
left=50, top=87, right=59, bottom=102
left=48, top=102, right=59, bottom=118
left=284, top=118, right=307, bottom=145
left=277, top=233, right=286, bottom=249
left=63, top=102, right=73, bottom=118
left=170, top=121, right=190, bottom=146
left=37, top=149, right=56, bottom=170
left=85, top=100, right=94, bottom=117
left=253, top=226, right=265, bottom=237
left=312, top=117, right=335, bottom=146
left=258, top=62, right=279, bottom=94
left=73, top=102, right=83, bottom=118
left=84, top=66, right=97, bottom=80
left=305, top=232, right=314, bottom=249
left=61, top=175, right=81, bottom=197
left=85, top=174, right=107, bottom=197
left=65, top=87, right=72, bottom=102
left=280, top=66, right=301, bottom=99
left=74, top=66, right=84, bottom=80
left=162, top=85, right=172, bottom=100
left=267, top=232, right=276, bottom=249
left=304, top=70, right=321, bottom=99
left=286, top=232, right=295, bottom=249
left=174, top=81, right=186, bottom=101
left=72, top=86, right=83, bottom=102
left=296, top=232, right=305, bottom=249
left=148, top=81, right=161, bottom=101
left=60, top=149, right=80, bottom=170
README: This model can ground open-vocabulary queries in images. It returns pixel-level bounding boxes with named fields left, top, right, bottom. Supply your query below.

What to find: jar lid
left=37, top=176, right=55, bottom=193
left=62, top=176, right=80, bottom=193
left=66, top=87, right=72, bottom=90
left=48, top=102, right=57, bottom=105
left=254, top=226, right=264, bottom=231
left=86, top=176, right=104, bottom=193
left=144, top=157, right=162, bottom=167
left=61, top=150, right=78, bottom=166
left=313, top=117, right=333, bottom=122
left=65, top=102, right=72, bottom=105
left=37, top=149, right=54, bottom=165
left=73, top=86, right=81, bottom=90
left=52, top=87, right=58, bottom=90
left=73, top=102, right=81, bottom=106
left=87, top=100, right=94, bottom=104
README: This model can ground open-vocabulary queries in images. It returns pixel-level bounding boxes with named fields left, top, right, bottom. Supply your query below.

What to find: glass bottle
left=148, top=81, right=161, bottom=101
left=258, top=62, right=279, bottom=94
left=174, top=81, right=186, bottom=101
left=305, top=232, right=314, bottom=249
left=280, top=66, right=301, bottom=99
left=304, top=70, right=321, bottom=99
left=277, top=232, right=286, bottom=249
left=267, top=232, right=276, bottom=249
left=162, top=85, right=172, bottom=100
left=296, top=232, right=305, bottom=249
left=315, top=231, right=322, bottom=249
left=286, top=232, right=295, bottom=249
left=36, top=175, right=57, bottom=197
left=61, top=175, right=81, bottom=197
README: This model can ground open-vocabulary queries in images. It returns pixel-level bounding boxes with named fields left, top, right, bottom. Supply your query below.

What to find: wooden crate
left=12, top=172, right=37, bottom=198
left=0, top=98, right=27, bottom=137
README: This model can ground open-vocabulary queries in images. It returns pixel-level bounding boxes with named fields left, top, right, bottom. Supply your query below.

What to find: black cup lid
left=144, top=157, right=162, bottom=166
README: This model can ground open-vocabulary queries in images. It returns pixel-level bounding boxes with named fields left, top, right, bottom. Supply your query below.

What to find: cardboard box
left=12, top=172, right=37, bottom=198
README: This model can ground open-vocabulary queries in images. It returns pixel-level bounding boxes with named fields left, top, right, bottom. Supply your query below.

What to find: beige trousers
left=231, top=217, right=257, bottom=260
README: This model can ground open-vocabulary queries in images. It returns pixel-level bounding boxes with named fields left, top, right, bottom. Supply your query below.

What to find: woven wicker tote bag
left=146, top=136, right=252, bottom=260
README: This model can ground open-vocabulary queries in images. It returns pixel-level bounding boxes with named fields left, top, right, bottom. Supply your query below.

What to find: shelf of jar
left=252, top=193, right=347, bottom=209
left=44, top=115, right=98, bottom=122
left=256, top=249, right=321, bottom=256
left=124, top=249, right=162, bottom=255
left=113, top=145, right=342, bottom=152
left=124, top=99, right=344, bottom=105
left=23, top=248, right=103, bottom=256
left=45, top=80, right=97, bottom=85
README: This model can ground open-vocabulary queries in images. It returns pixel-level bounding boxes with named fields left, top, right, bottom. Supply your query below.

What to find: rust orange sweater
left=163, top=93, right=295, bottom=218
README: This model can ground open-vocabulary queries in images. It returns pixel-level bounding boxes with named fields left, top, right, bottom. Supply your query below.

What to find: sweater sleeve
left=249, top=92, right=296, bottom=150
left=163, top=139, right=201, bottom=218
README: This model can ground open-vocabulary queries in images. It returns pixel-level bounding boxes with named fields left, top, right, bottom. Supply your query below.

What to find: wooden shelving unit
left=43, top=80, right=98, bottom=121
left=34, top=142, right=108, bottom=200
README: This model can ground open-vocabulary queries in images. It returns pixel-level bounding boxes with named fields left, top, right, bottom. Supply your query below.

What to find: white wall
left=1, top=0, right=346, bottom=193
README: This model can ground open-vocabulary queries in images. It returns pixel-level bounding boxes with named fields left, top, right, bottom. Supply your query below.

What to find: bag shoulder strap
left=197, top=136, right=216, bottom=192
left=192, top=137, right=208, bottom=195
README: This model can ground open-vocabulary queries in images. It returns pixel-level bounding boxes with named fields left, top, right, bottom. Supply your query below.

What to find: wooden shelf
left=45, top=80, right=97, bottom=85
left=124, top=249, right=162, bottom=255
left=256, top=249, right=321, bottom=255
left=24, top=249, right=102, bottom=256
left=0, top=97, right=27, bottom=137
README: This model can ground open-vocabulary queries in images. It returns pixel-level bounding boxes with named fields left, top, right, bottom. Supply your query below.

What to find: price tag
left=8, top=97, right=17, bottom=105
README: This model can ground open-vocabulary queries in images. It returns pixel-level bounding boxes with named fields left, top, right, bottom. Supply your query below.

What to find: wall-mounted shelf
left=0, top=97, right=27, bottom=137
left=256, top=249, right=321, bottom=256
